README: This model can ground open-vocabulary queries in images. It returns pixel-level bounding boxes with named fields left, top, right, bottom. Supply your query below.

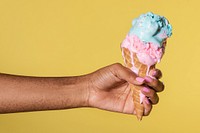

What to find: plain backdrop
left=0, top=0, right=199, bottom=133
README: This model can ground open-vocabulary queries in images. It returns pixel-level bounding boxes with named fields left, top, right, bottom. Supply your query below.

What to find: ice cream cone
left=121, top=47, right=155, bottom=121
left=120, top=12, right=172, bottom=121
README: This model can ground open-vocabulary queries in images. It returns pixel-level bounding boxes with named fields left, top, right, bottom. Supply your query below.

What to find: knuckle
left=159, top=82, right=165, bottom=92
left=159, top=71, right=163, bottom=78
left=113, top=63, right=122, bottom=68
left=162, top=83, right=165, bottom=90
left=153, top=79, right=159, bottom=87
left=153, top=69, right=162, bottom=79
left=153, top=80, right=164, bottom=92
left=153, top=95, right=159, bottom=104
left=151, top=90, right=157, bottom=98
left=108, top=63, right=122, bottom=71
left=156, top=69, right=161, bottom=74
left=110, top=63, right=123, bottom=71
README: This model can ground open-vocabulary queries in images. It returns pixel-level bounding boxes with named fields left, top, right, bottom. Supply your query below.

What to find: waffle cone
left=122, top=47, right=155, bottom=121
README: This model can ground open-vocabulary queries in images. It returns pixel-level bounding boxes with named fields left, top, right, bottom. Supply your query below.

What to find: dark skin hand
left=0, top=63, right=164, bottom=117
left=87, top=63, right=164, bottom=116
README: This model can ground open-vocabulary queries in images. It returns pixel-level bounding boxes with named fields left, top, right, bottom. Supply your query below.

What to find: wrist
left=62, top=75, right=90, bottom=108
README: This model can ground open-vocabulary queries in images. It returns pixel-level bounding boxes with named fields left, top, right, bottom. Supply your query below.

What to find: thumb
left=109, top=63, right=144, bottom=85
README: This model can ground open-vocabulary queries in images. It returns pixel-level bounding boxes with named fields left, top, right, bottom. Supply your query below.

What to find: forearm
left=0, top=73, right=89, bottom=113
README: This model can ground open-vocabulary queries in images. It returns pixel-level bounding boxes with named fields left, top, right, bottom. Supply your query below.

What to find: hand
left=86, top=63, right=164, bottom=116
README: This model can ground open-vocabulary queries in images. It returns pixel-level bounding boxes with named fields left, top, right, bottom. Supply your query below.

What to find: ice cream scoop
left=129, top=12, right=172, bottom=47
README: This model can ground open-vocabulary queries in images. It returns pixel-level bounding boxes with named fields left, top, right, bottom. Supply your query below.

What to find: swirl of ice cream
left=121, top=12, right=172, bottom=66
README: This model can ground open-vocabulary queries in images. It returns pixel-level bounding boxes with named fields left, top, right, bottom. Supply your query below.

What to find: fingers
left=141, top=87, right=159, bottom=104
left=149, top=69, right=162, bottom=79
left=143, top=97, right=152, bottom=116
left=144, top=76, right=164, bottom=92
left=109, top=63, right=145, bottom=85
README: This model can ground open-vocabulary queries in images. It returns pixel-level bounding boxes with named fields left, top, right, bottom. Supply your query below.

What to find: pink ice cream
left=121, top=34, right=165, bottom=67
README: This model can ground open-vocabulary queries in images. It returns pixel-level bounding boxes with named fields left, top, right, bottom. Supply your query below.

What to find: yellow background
left=0, top=0, right=199, bottom=133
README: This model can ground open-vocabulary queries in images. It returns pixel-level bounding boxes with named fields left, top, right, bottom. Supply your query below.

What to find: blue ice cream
left=129, top=12, right=172, bottom=47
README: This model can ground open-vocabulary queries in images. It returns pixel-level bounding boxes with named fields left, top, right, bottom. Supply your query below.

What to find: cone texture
left=122, top=47, right=155, bottom=121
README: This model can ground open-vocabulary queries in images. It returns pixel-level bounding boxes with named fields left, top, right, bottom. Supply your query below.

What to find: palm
left=88, top=69, right=135, bottom=114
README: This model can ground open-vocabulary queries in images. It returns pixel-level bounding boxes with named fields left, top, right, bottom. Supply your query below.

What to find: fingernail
left=136, top=77, right=144, bottom=83
left=145, top=98, right=150, bottom=104
left=152, top=70, right=157, bottom=76
left=142, top=87, right=150, bottom=93
left=145, top=77, right=153, bottom=83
